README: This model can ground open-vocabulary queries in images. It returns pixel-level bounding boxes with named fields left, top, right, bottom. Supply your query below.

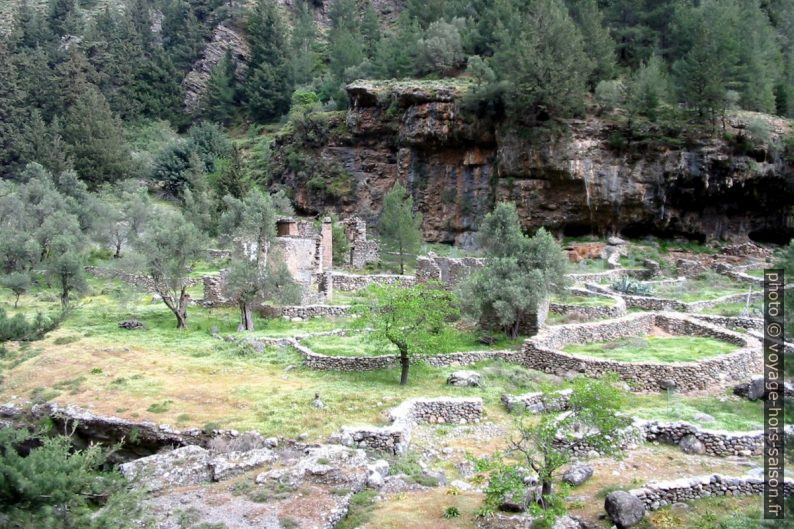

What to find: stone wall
left=342, top=217, right=380, bottom=268
left=336, top=397, right=483, bottom=454
left=712, top=262, right=765, bottom=285
left=640, top=420, right=763, bottom=457
left=630, top=475, right=793, bottom=512
left=548, top=288, right=626, bottom=320
left=521, top=312, right=761, bottom=391
left=415, top=254, right=486, bottom=288
left=501, top=389, right=572, bottom=413
left=586, top=283, right=763, bottom=312
left=85, top=266, right=203, bottom=292
left=330, top=271, right=416, bottom=291
left=259, top=305, right=351, bottom=319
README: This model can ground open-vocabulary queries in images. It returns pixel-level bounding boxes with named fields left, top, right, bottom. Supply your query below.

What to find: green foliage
left=202, top=49, right=238, bottom=125
left=461, top=203, right=568, bottom=337
left=244, top=0, right=293, bottom=120
left=443, top=506, right=461, bottom=519
left=378, top=182, right=423, bottom=275
left=611, top=276, right=654, bottom=296
left=415, top=18, right=465, bottom=76
left=132, top=209, right=207, bottom=328
left=352, top=282, right=458, bottom=385
left=490, top=0, right=591, bottom=123
left=0, top=308, right=64, bottom=343
left=1, top=271, right=32, bottom=307
left=626, top=55, right=670, bottom=123
left=0, top=428, right=143, bottom=528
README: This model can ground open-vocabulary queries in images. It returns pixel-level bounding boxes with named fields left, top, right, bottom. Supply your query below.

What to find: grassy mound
left=563, top=335, right=738, bottom=363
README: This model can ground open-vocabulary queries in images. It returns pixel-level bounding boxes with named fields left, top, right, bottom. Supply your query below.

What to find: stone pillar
left=321, top=217, right=333, bottom=271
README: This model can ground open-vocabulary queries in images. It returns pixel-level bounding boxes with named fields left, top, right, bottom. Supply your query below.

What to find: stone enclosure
left=521, top=312, right=761, bottom=391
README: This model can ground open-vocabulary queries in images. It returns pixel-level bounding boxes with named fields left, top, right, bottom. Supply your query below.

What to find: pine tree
left=566, top=0, right=616, bottom=88
left=290, top=0, right=317, bottom=85
left=491, top=0, right=591, bottom=122
left=63, top=86, right=133, bottom=187
left=378, top=182, right=422, bottom=275
left=626, top=55, right=669, bottom=123
left=0, top=43, right=24, bottom=179
left=243, top=0, right=293, bottom=120
left=374, top=13, right=420, bottom=79
left=202, top=49, right=237, bottom=124
left=360, top=1, right=381, bottom=58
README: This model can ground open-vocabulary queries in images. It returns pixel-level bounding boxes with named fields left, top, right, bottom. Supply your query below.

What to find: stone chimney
left=321, top=217, right=333, bottom=270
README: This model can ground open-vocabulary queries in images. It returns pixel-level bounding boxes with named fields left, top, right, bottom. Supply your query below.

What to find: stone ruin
left=340, top=216, right=380, bottom=268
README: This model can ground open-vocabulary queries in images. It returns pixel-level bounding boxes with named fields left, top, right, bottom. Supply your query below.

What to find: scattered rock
left=605, top=491, right=645, bottom=528
left=607, top=236, right=627, bottom=246
left=733, top=376, right=766, bottom=401
left=312, top=393, right=326, bottom=409
left=693, top=412, right=715, bottom=423
left=447, top=370, right=483, bottom=387
left=562, top=463, right=593, bottom=486
left=118, top=320, right=145, bottom=330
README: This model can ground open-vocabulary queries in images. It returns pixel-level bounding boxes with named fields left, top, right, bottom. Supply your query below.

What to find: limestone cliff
left=270, top=79, right=794, bottom=245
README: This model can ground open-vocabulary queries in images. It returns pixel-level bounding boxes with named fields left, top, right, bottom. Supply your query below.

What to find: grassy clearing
left=550, top=292, right=615, bottom=306
left=652, top=278, right=754, bottom=302
left=302, top=330, right=522, bottom=357
left=700, top=299, right=763, bottom=317
left=636, top=495, right=765, bottom=529
left=630, top=392, right=763, bottom=431
left=563, top=335, right=738, bottom=363
left=0, top=278, right=561, bottom=439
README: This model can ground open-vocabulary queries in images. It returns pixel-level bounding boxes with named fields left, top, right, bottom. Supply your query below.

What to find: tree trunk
left=175, top=288, right=189, bottom=329
left=399, top=240, right=404, bottom=275
left=399, top=346, right=410, bottom=386
left=14, top=293, right=20, bottom=308
left=114, top=240, right=122, bottom=258
left=239, top=302, right=254, bottom=331
left=540, top=479, right=553, bottom=509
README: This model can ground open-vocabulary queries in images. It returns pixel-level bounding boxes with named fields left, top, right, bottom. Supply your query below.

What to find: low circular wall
left=548, top=287, right=626, bottom=320
left=521, top=312, right=761, bottom=391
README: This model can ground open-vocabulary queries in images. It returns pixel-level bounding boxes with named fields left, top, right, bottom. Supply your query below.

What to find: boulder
left=693, top=412, right=715, bottom=423
left=733, top=376, right=766, bottom=401
left=118, top=320, right=145, bottom=330
left=120, top=445, right=211, bottom=492
left=679, top=435, right=706, bottom=455
left=605, top=491, right=645, bottom=528
left=562, top=463, right=593, bottom=486
left=209, top=447, right=277, bottom=481
left=607, top=236, right=627, bottom=246
left=447, top=370, right=483, bottom=387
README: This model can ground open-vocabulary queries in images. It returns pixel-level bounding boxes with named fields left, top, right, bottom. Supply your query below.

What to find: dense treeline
left=1, top=0, right=793, bottom=184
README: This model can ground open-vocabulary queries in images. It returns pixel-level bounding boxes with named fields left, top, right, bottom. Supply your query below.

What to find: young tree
left=1, top=272, right=32, bottom=308
left=202, top=50, right=238, bottom=125
left=626, top=55, right=669, bottom=124
left=133, top=210, right=206, bottom=329
left=565, top=0, right=616, bottom=87
left=483, top=377, right=630, bottom=512
left=291, top=0, right=318, bottom=85
left=94, top=183, right=151, bottom=258
left=378, top=182, right=422, bottom=275
left=352, top=283, right=458, bottom=385
left=219, top=190, right=299, bottom=330
left=461, top=203, right=568, bottom=337
left=48, top=248, right=86, bottom=308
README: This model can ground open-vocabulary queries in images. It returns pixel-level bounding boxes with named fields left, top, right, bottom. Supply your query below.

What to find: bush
left=0, top=308, right=64, bottom=343
left=611, top=276, right=654, bottom=296
left=0, top=428, right=143, bottom=528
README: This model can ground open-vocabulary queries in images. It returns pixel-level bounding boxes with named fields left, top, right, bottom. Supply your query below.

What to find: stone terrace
left=521, top=312, right=761, bottom=391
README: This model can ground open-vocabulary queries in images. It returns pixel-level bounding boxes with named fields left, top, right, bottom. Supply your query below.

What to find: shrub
left=612, top=276, right=654, bottom=296
left=443, top=506, right=461, bottom=519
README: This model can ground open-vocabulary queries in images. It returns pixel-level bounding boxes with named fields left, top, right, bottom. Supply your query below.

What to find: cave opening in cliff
left=748, top=227, right=794, bottom=245
left=620, top=223, right=707, bottom=243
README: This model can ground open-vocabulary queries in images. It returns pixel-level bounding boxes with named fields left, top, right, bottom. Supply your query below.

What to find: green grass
left=630, top=393, right=762, bottom=431
left=700, top=299, right=763, bottom=317
left=550, top=292, right=615, bottom=307
left=635, top=495, right=765, bottom=529
left=301, top=329, right=522, bottom=357
left=652, top=279, right=753, bottom=302
left=563, top=335, right=738, bottom=363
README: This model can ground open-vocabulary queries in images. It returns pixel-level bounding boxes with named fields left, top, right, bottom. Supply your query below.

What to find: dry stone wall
left=640, top=420, right=763, bottom=457
left=549, top=288, right=626, bottom=320
left=415, top=254, right=486, bottom=288
left=630, top=475, right=793, bottom=511
left=521, top=312, right=761, bottom=391
left=85, top=266, right=203, bottom=292
left=259, top=304, right=351, bottom=319
left=330, top=271, right=416, bottom=291
left=585, top=283, right=763, bottom=312
left=336, top=397, right=482, bottom=454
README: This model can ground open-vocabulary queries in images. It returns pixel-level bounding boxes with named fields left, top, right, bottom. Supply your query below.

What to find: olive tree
left=133, top=210, right=206, bottom=329
left=481, top=377, right=630, bottom=515
left=461, top=202, right=568, bottom=337
left=352, top=282, right=458, bottom=385
left=219, top=189, right=299, bottom=331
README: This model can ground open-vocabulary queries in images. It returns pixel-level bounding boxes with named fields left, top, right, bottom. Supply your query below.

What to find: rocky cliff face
left=270, top=80, right=794, bottom=245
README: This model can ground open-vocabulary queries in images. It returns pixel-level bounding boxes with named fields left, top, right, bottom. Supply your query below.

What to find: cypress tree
left=202, top=49, right=237, bottom=124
